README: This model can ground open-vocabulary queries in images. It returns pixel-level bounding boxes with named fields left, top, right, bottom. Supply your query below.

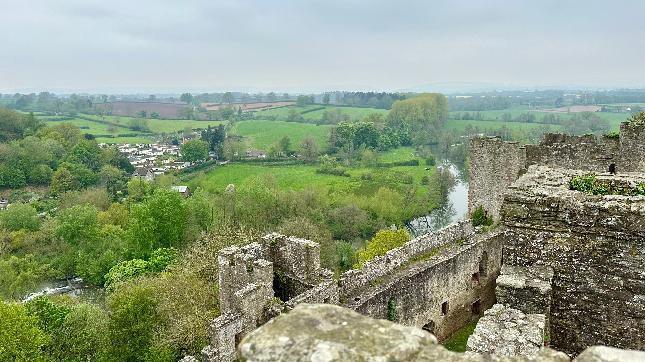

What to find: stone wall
left=496, top=265, right=554, bottom=321
left=338, top=220, right=474, bottom=300
left=500, top=166, right=645, bottom=354
left=238, top=303, right=645, bottom=362
left=618, top=121, right=645, bottom=172
left=524, top=134, right=619, bottom=173
left=468, top=137, right=525, bottom=220
left=342, top=229, right=504, bottom=341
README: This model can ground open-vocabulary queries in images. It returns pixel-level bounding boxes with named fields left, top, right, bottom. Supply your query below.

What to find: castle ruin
left=194, top=120, right=645, bottom=361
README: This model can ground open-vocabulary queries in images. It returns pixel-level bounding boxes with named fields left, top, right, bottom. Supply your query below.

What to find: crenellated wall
left=500, top=166, right=645, bottom=355
left=618, top=121, right=645, bottom=172
left=524, top=133, right=619, bottom=173
left=468, top=137, right=525, bottom=220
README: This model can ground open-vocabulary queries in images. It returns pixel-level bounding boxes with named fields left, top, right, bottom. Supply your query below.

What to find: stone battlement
left=338, top=220, right=474, bottom=299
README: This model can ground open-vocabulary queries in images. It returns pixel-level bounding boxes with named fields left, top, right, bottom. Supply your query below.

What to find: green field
left=445, top=119, right=563, bottom=132
left=449, top=105, right=628, bottom=131
left=41, top=114, right=224, bottom=143
left=231, top=120, right=332, bottom=150
left=187, top=147, right=439, bottom=218
left=256, top=105, right=388, bottom=121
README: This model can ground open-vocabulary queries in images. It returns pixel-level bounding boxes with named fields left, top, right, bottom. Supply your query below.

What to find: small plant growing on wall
left=471, top=205, right=493, bottom=227
left=387, top=297, right=398, bottom=322
left=569, top=174, right=608, bottom=195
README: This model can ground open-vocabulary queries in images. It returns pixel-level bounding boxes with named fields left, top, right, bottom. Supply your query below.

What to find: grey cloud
left=1, top=0, right=645, bottom=93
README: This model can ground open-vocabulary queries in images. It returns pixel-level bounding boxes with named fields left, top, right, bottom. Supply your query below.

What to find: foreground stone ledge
left=238, top=303, right=572, bottom=362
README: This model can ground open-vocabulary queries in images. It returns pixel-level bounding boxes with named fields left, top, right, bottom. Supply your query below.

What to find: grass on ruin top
left=443, top=320, right=478, bottom=352
left=569, top=173, right=645, bottom=196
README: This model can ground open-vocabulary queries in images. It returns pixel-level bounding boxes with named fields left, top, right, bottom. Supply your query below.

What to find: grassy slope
left=255, top=105, right=388, bottom=121
left=232, top=120, right=332, bottom=150
left=188, top=147, right=433, bottom=195
left=42, top=114, right=224, bottom=143
left=449, top=105, right=628, bottom=131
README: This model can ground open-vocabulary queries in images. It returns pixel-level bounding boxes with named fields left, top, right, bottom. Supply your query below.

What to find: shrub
left=470, top=205, right=493, bottom=227
left=569, top=174, right=608, bottom=195
left=355, top=229, right=410, bottom=268
left=0, top=300, right=49, bottom=361
left=603, top=131, right=619, bottom=139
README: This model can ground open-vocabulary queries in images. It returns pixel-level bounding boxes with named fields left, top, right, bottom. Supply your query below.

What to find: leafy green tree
left=278, top=136, right=291, bottom=155
left=68, top=139, right=102, bottom=171
left=108, top=283, right=162, bottom=361
left=299, top=137, right=318, bottom=162
left=0, top=300, right=49, bottom=361
left=0, top=203, right=40, bottom=231
left=127, top=189, right=187, bottom=257
left=27, top=164, right=53, bottom=185
left=355, top=229, right=410, bottom=268
left=56, top=204, right=100, bottom=247
left=99, top=165, right=128, bottom=199
left=180, top=93, right=194, bottom=104
left=126, top=177, right=153, bottom=203
left=387, top=93, right=448, bottom=145
left=0, top=255, right=47, bottom=299
left=181, top=139, right=209, bottom=163
left=104, top=259, right=151, bottom=291
left=25, top=297, right=71, bottom=334
left=52, top=304, right=110, bottom=361
left=322, top=93, right=330, bottom=104
left=0, top=165, right=26, bottom=188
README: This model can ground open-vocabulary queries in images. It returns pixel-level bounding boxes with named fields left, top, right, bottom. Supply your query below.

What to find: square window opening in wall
left=441, top=301, right=449, bottom=316
left=471, top=272, right=480, bottom=283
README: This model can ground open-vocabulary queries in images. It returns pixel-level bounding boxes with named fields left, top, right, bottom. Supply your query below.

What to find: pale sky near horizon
left=1, top=0, right=644, bottom=93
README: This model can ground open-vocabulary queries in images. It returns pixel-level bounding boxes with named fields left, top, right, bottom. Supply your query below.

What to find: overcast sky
left=1, top=0, right=645, bottom=94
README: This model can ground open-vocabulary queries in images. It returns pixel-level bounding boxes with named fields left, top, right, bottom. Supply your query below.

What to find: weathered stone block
left=467, top=304, right=546, bottom=358
left=496, top=265, right=554, bottom=318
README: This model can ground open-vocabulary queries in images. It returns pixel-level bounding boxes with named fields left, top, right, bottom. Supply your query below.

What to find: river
left=22, top=277, right=105, bottom=304
left=406, top=161, right=469, bottom=237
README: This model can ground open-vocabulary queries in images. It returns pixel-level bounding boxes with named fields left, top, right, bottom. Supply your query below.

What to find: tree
left=201, top=125, right=226, bottom=154
left=180, top=93, right=193, bottom=104
left=181, top=139, right=209, bottom=163
left=296, top=95, right=314, bottom=106
left=387, top=93, right=448, bottom=145
left=129, top=118, right=150, bottom=132
left=0, top=165, right=26, bottom=188
left=68, top=139, right=102, bottom=171
left=99, top=165, right=128, bottom=199
left=0, top=203, right=40, bottom=231
left=0, top=301, right=48, bottom=361
left=322, top=93, right=330, bottom=105
left=108, top=283, right=162, bottom=361
left=50, top=168, right=79, bottom=195
left=355, top=229, right=410, bottom=267
left=300, top=137, right=318, bottom=162
left=56, top=204, right=100, bottom=247
left=52, top=304, right=110, bottom=361
left=278, top=136, right=291, bottom=155
left=127, top=188, right=187, bottom=257
left=0, top=255, right=47, bottom=299
left=222, top=92, right=234, bottom=104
